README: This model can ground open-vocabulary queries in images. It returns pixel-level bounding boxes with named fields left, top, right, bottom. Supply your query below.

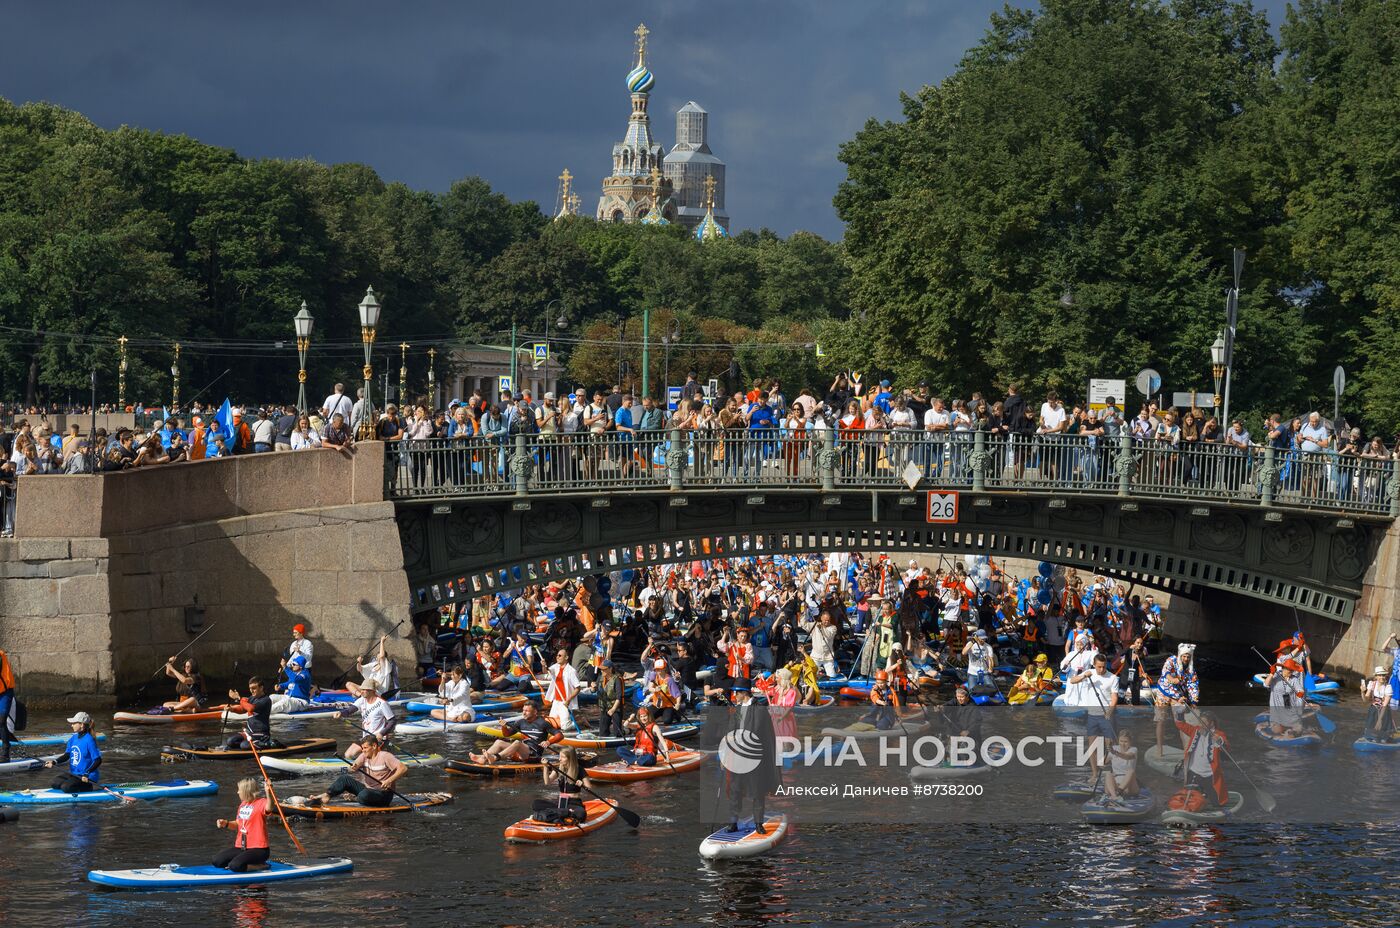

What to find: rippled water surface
left=3, top=688, right=1396, bottom=928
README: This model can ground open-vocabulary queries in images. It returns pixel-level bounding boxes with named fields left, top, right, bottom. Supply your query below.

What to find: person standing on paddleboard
left=0, top=647, right=17, bottom=763
left=1175, top=711, right=1230, bottom=807
left=1379, top=633, right=1400, bottom=710
left=226, top=678, right=274, bottom=750
left=1071, top=652, right=1119, bottom=793
left=1060, top=634, right=1097, bottom=707
left=214, top=778, right=274, bottom=872
left=595, top=661, right=626, bottom=737
left=545, top=648, right=582, bottom=732
left=43, top=711, right=102, bottom=793
left=1154, top=643, right=1199, bottom=753
left=721, top=679, right=779, bottom=834
left=342, top=681, right=395, bottom=761
left=1361, top=667, right=1396, bottom=742
left=305, top=735, right=406, bottom=809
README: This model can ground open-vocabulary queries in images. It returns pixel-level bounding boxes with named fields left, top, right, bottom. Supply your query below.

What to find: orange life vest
left=0, top=649, right=13, bottom=693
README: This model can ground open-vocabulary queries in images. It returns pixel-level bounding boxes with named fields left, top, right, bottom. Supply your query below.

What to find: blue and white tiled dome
left=626, top=64, right=655, bottom=94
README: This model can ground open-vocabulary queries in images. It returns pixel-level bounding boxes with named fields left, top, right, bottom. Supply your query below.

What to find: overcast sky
left=3, top=0, right=1291, bottom=239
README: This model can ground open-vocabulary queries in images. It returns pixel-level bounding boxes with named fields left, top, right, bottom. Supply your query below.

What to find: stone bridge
left=2, top=431, right=1397, bottom=702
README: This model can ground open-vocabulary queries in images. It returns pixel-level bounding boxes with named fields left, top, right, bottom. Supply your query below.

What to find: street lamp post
left=427, top=347, right=437, bottom=410
left=293, top=301, right=315, bottom=415
left=399, top=342, right=410, bottom=410
left=1210, top=331, right=1226, bottom=423
left=170, top=343, right=181, bottom=413
left=641, top=306, right=651, bottom=400
left=1221, top=248, right=1245, bottom=429
left=662, top=319, right=681, bottom=404
left=357, top=286, right=382, bottom=440
left=117, top=335, right=128, bottom=409
left=542, top=300, right=567, bottom=398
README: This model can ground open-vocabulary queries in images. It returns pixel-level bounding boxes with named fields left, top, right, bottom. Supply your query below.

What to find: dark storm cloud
left=1, top=0, right=1292, bottom=238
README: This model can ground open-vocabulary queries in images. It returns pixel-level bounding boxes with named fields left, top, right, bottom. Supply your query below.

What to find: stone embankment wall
left=1, top=443, right=413, bottom=706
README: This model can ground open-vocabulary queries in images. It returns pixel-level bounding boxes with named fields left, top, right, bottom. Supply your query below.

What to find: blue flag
left=214, top=399, right=233, bottom=442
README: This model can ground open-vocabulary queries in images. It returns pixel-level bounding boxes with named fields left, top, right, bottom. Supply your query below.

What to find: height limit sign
left=926, top=491, right=959, bottom=524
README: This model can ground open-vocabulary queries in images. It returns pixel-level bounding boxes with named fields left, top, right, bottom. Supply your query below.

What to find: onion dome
left=626, top=64, right=655, bottom=94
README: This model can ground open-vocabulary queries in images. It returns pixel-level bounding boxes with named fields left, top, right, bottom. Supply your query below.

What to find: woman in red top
left=214, top=777, right=274, bottom=872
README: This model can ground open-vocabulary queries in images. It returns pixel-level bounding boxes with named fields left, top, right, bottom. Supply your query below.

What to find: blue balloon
left=1037, top=588, right=1053, bottom=606
left=598, top=577, right=613, bottom=594
left=1038, top=561, right=1054, bottom=578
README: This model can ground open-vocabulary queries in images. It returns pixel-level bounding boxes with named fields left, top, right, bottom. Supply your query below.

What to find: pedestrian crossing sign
left=498, top=375, right=512, bottom=394
left=532, top=343, right=548, bottom=369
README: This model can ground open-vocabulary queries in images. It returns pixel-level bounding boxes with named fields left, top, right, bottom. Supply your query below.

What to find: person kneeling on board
left=43, top=711, right=102, bottom=793
left=305, top=735, right=405, bottom=809
left=469, top=702, right=563, bottom=766
left=214, top=778, right=274, bottom=872
left=226, top=678, right=274, bottom=750
left=533, top=745, right=590, bottom=824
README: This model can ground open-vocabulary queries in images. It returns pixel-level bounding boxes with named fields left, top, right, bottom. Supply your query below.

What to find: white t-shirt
left=1299, top=423, right=1329, bottom=452
left=1082, top=670, right=1118, bottom=715
left=355, top=696, right=396, bottom=738
left=1110, top=745, right=1137, bottom=778
left=322, top=392, right=353, bottom=421
left=1039, top=403, right=1067, bottom=432
left=1060, top=648, right=1097, bottom=705
left=923, top=409, right=950, bottom=431
left=888, top=407, right=916, bottom=429
left=438, top=677, right=474, bottom=713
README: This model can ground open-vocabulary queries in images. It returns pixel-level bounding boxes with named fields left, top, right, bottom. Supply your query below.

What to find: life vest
left=1022, top=623, right=1040, bottom=644
left=726, top=644, right=752, bottom=681
left=634, top=724, right=664, bottom=756
left=1168, top=787, right=1207, bottom=812
left=0, top=649, right=13, bottom=693
left=870, top=682, right=902, bottom=708
left=650, top=675, right=678, bottom=708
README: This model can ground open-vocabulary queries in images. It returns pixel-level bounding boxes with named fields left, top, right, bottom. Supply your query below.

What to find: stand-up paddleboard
left=445, top=751, right=596, bottom=778
left=792, top=695, right=837, bottom=714
left=473, top=722, right=698, bottom=750
left=817, top=675, right=853, bottom=693
left=20, top=733, right=107, bottom=747
left=1352, top=736, right=1400, bottom=753
left=1251, top=673, right=1339, bottom=693
left=0, top=779, right=218, bottom=804
left=820, top=720, right=930, bottom=740
left=1143, top=744, right=1184, bottom=777
left=503, top=799, right=618, bottom=842
left=280, top=792, right=452, bottom=819
left=258, top=754, right=446, bottom=775
left=0, top=752, right=64, bottom=774
left=406, top=693, right=529, bottom=714
left=1052, top=779, right=1101, bottom=801
left=1254, top=722, right=1323, bottom=748
left=1082, top=787, right=1155, bottom=824
left=699, top=814, right=789, bottom=859
left=88, top=857, right=353, bottom=889
left=588, top=750, right=706, bottom=782
left=113, top=707, right=231, bottom=725
left=909, top=759, right=992, bottom=779
left=1161, top=790, right=1245, bottom=826
left=161, top=738, right=335, bottom=763
left=396, top=714, right=521, bottom=735
left=1051, top=695, right=1087, bottom=718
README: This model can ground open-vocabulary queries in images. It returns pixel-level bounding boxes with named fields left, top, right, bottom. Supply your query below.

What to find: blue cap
left=600, top=660, right=613, bottom=669
left=880, top=379, right=891, bottom=388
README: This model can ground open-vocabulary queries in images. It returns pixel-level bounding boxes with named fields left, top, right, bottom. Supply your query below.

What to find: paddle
left=93, top=781, right=140, bottom=804
left=134, top=623, right=218, bottom=704
left=551, top=763, right=641, bottom=829
left=219, top=660, right=240, bottom=742
left=332, top=621, right=404, bottom=688
left=340, top=717, right=431, bottom=773
left=1217, top=741, right=1277, bottom=813
left=242, top=729, right=306, bottom=854
left=329, top=749, right=420, bottom=813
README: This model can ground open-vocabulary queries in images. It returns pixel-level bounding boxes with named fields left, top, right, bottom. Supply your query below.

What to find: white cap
left=67, top=711, right=92, bottom=725
left=544, top=392, right=556, bottom=401
left=1376, top=666, right=1388, bottom=676
left=1178, top=643, right=1196, bottom=655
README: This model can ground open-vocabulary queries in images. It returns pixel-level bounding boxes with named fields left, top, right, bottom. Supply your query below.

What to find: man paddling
left=545, top=647, right=582, bottom=732
left=1175, top=710, right=1230, bottom=808
left=342, top=681, right=395, bottom=761
left=304, top=734, right=406, bottom=809
left=469, top=702, right=563, bottom=766
left=1070, top=652, right=1120, bottom=794
left=226, top=678, right=274, bottom=750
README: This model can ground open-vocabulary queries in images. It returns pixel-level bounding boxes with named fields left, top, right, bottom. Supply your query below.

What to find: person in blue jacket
left=271, top=655, right=313, bottom=715
left=44, top=711, right=102, bottom=793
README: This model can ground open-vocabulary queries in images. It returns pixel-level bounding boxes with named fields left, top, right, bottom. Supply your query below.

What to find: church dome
left=626, top=64, right=655, bottom=94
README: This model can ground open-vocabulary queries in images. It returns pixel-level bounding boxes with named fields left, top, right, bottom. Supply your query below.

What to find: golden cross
left=704, top=174, right=716, bottom=209
left=428, top=347, right=436, bottom=364
left=173, top=342, right=180, bottom=362
left=559, top=168, right=572, bottom=195
left=635, top=23, right=649, bottom=66
left=568, top=192, right=580, bottom=214
left=399, top=342, right=410, bottom=364
left=117, top=335, right=127, bottom=351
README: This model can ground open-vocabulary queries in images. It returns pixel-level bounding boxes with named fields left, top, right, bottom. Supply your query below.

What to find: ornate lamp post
left=357, top=286, right=382, bottom=439
left=1210, top=330, right=1226, bottom=422
left=399, top=342, right=410, bottom=409
left=427, top=347, right=437, bottom=409
left=170, top=343, right=181, bottom=413
left=293, top=301, right=314, bottom=414
left=662, top=318, right=681, bottom=402
left=117, top=335, right=128, bottom=409
left=542, top=300, right=567, bottom=396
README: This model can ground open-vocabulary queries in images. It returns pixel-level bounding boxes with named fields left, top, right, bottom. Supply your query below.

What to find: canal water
left=1, top=683, right=1395, bottom=927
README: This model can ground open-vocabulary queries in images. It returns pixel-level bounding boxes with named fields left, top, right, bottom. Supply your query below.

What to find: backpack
left=509, top=410, right=538, bottom=436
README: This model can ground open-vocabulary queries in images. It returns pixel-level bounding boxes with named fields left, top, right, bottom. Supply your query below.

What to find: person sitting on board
left=43, top=711, right=102, bottom=793
left=160, top=657, right=209, bottom=714
left=492, top=631, right=538, bottom=694
left=356, top=637, right=400, bottom=699
left=429, top=663, right=475, bottom=723
left=1154, top=643, right=1199, bottom=754
left=885, top=644, right=916, bottom=703
left=643, top=659, right=683, bottom=725
left=545, top=647, right=582, bottom=732
left=342, top=680, right=395, bottom=761
left=1009, top=654, right=1056, bottom=705
left=1175, top=710, right=1230, bottom=808
left=1100, top=729, right=1142, bottom=806
left=270, top=655, right=312, bottom=716
left=534, top=745, right=590, bottom=824
left=468, top=702, right=563, bottom=766
left=617, top=705, right=672, bottom=768
left=226, top=678, right=274, bottom=750
left=304, top=734, right=405, bottom=809
left=861, top=670, right=901, bottom=731
left=786, top=643, right=823, bottom=706
left=1361, top=666, right=1396, bottom=743
left=213, top=777, right=274, bottom=872
left=1263, top=659, right=1307, bottom=738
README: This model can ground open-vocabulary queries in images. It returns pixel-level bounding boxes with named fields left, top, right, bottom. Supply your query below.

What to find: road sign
left=926, top=491, right=959, bottom=524
left=1171, top=392, right=1215, bottom=409
left=1134, top=368, right=1162, bottom=396
left=667, top=386, right=682, bottom=412
left=1087, top=378, right=1126, bottom=411
left=532, top=343, right=548, bottom=370
left=1333, top=365, right=1346, bottom=396
left=498, top=375, right=512, bottom=395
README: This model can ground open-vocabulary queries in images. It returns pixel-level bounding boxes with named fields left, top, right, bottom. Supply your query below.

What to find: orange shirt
left=234, top=797, right=269, bottom=849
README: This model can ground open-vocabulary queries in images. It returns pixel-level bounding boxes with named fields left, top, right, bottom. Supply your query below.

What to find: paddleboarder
left=0, top=647, right=16, bottom=763
left=1009, top=654, right=1056, bottom=705
left=1361, top=666, right=1395, bottom=742
left=533, top=745, right=590, bottom=824
left=281, top=623, right=313, bottom=671
left=1070, top=652, right=1119, bottom=790
left=545, top=647, right=582, bottom=731
left=304, top=734, right=406, bottom=809
left=342, top=680, right=395, bottom=761
left=226, top=678, right=274, bottom=750
left=720, top=679, right=779, bottom=834
left=357, top=637, right=400, bottom=698
left=429, top=663, right=475, bottom=723
left=1101, top=729, right=1142, bottom=806
left=43, top=711, right=102, bottom=793
left=595, top=661, right=626, bottom=737
left=1154, top=643, right=1199, bottom=753
left=213, top=778, right=274, bottom=872
left=469, top=702, right=563, bottom=766
left=1263, top=659, right=1307, bottom=738
left=160, top=658, right=209, bottom=714
left=1175, top=710, right=1231, bottom=808
left=270, top=655, right=313, bottom=716
left=617, top=705, right=671, bottom=767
